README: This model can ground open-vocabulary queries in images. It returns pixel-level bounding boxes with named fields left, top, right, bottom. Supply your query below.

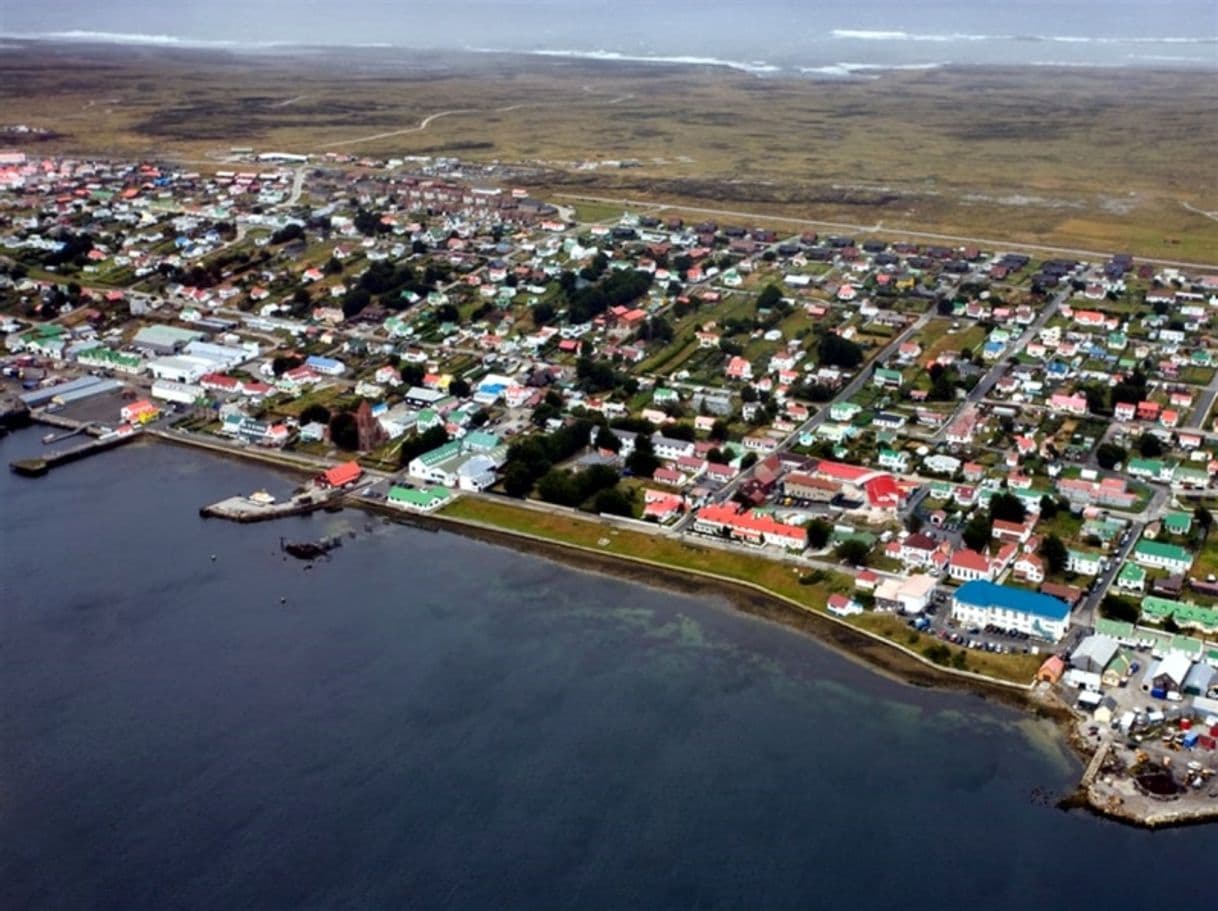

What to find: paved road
left=926, top=288, right=1070, bottom=444
left=555, top=193, right=1218, bottom=271
left=1185, top=369, right=1218, bottom=430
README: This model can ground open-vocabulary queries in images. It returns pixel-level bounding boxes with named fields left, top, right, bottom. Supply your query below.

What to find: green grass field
left=3, top=43, right=1216, bottom=263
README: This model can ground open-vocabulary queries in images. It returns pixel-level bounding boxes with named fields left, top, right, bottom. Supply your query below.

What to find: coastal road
left=555, top=193, right=1218, bottom=271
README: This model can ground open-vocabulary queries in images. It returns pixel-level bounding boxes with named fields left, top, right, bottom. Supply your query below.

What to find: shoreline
left=25, top=427, right=1213, bottom=829
left=367, top=498, right=1218, bottom=832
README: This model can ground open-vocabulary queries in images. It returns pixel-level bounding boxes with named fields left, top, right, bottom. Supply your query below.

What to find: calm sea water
left=2, top=429, right=1216, bottom=910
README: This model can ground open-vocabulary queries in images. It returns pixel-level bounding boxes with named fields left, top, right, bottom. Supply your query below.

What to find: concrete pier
left=10, top=430, right=141, bottom=477
left=200, top=489, right=342, bottom=523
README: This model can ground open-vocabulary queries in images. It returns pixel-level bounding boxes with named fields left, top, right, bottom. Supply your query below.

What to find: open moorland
left=1, top=41, right=1216, bottom=260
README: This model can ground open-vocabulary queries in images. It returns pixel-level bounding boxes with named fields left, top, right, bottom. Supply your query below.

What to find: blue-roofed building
left=951, top=581, right=1071, bottom=642
left=304, top=355, right=346, bottom=376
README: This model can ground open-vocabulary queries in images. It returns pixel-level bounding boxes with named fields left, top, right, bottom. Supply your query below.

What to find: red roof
left=322, top=461, right=362, bottom=487
left=950, top=548, right=990, bottom=572
left=864, top=474, right=902, bottom=509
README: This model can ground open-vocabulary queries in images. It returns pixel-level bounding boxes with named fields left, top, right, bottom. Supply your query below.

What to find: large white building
left=951, top=581, right=1070, bottom=642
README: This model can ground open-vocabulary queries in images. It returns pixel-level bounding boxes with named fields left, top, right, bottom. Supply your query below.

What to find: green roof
left=1117, top=562, right=1146, bottom=582
left=1128, top=458, right=1165, bottom=475
left=1134, top=539, right=1193, bottom=564
left=1163, top=511, right=1193, bottom=533
left=415, top=440, right=461, bottom=467
left=462, top=431, right=502, bottom=452
left=79, top=346, right=141, bottom=368
left=388, top=484, right=451, bottom=507
left=1096, top=618, right=1134, bottom=639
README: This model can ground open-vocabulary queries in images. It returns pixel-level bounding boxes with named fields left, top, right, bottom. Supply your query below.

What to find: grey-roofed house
left=1070, top=635, right=1120, bottom=674
left=1183, top=662, right=1216, bottom=698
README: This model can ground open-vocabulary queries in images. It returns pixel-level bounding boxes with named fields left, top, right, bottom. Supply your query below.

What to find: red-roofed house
left=321, top=461, right=363, bottom=488
left=949, top=548, right=993, bottom=582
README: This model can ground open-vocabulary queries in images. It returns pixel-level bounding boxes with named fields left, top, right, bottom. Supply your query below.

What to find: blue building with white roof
left=951, top=581, right=1071, bottom=642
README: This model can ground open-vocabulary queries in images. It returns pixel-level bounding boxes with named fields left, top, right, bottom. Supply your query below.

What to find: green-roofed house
left=1081, top=517, right=1123, bottom=545
left=1162, top=511, right=1193, bottom=537
left=1132, top=539, right=1194, bottom=574
left=1172, top=602, right=1218, bottom=635
left=1140, top=595, right=1178, bottom=624
left=462, top=430, right=502, bottom=453
left=1127, top=458, right=1171, bottom=483
left=18, top=323, right=67, bottom=357
left=387, top=484, right=452, bottom=512
left=416, top=409, right=443, bottom=432
left=1171, top=465, right=1209, bottom=489
left=77, top=346, right=145, bottom=375
left=1095, top=617, right=1136, bottom=643
left=830, top=401, right=862, bottom=422
left=1115, top=561, right=1146, bottom=592
left=1067, top=550, right=1103, bottom=576
left=873, top=367, right=903, bottom=389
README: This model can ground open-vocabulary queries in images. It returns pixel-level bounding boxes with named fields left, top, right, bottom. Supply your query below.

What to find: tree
left=1095, top=443, right=1127, bottom=471
left=1196, top=505, right=1214, bottom=540
left=962, top=513, right=992, bottom=552
left=708, top=419, right=730, bottom=442
left=1038, top=495, right=1058, bottom=520
left=989, top=492, right=1027, bottom=524
left=1137, top=432, right=1163, bottom=458
left=503, top=463, right=535, bottom=498
left=755, top=283, right=782, bottom=311
left=328, top=412, right=360, bottom=451
left=906, top=513, right=924, bottom=534
left=1100, top=594, right=1139, bottom=624
left=817, top=333, right=864, bottom=369
left=397, top=425, right=450, bottom=468
left=626, top=435, right=660, bottom=478
left=593, top=487, right=634, bottom=517
left=835, top=538, right=871, bottom=567
left=1041, top=534, right=1068, bottom=575
left=740, top=452, right=758, bottom=470
left=807, top=519, right=832, bottom=550
left=300, top=404, right=331, bottom=426
left=270, top=223, right=304, bottom=244
left=448, top=377, right=471, bottom=398
left=271, top=354, right=304, bottom=376
left=595, top=426, right=622, bottom=453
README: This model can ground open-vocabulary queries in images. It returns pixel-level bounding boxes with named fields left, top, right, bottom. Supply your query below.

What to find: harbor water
left=3, top=429, right=1217, bottom=909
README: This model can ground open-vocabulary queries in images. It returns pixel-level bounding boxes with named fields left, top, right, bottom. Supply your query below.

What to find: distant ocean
left=2, top=0, right=1215, bottom=77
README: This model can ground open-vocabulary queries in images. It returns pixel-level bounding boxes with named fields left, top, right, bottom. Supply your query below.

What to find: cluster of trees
left=502, top=418, right=596, bottom=497
left=926, top=363, right=960, bottom=403
left=353, top=208, right=391, bottom=237
left=270, top=223, right=305, bottom=245
left=564, top=268, right=653, bottom=325
left=397, top=425, right=451, bottom=468
left=818, top=333, right=864, bottom=369
left=43, top=230, right=94, bottom=267
left=961, top=492, right=1026, bottom=551
left=342, top=260, right=443, bottom=318
left=537, top=463, right=621, bottom=509
left=575, top=356, right=637, bottom=395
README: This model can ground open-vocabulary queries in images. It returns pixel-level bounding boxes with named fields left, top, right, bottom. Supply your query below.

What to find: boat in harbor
left=41, top=432, right=56, bottom=444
